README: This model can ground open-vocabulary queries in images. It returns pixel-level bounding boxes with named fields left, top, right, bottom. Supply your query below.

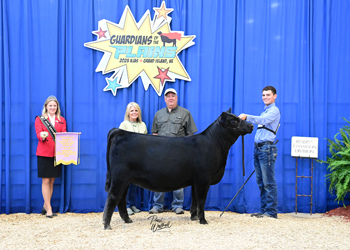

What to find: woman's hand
left=40, top=131, right=48, bottom=141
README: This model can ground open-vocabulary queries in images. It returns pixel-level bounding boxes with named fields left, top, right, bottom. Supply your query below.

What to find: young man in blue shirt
left=239, top=86, right=280, bottom=219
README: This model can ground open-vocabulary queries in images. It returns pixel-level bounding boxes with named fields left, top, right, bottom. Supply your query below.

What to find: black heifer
left=103, top=109, right=253, bottom=229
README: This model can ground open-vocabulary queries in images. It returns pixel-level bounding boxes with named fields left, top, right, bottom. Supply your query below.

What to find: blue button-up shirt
left=246, top=103, right=280, bottom=143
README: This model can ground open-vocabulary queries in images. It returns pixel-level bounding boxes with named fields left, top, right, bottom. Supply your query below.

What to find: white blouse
left=48, top=114, right=56, bottom=128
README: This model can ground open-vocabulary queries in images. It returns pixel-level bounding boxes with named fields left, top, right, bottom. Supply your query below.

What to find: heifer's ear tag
left=226, top=108, right=232, bottom=113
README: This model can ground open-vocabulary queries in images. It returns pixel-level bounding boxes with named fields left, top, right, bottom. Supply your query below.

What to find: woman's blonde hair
left=41, top=95, right=62, bottom=120
left=124, top=102, right=142, bottom=123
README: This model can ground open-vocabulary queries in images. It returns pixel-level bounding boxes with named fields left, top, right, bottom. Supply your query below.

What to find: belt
left=255, top=141, right=274, bottom=147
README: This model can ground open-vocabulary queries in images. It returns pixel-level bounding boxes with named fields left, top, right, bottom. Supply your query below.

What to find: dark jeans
left=254, top=143, right=278, bottom=217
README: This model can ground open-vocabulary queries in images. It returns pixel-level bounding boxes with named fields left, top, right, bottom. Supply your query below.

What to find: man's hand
left=238, top=114, right=247, bottom=120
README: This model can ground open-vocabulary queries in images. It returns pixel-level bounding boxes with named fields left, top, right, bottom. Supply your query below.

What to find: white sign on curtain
left=291, top=136, right=318, bottom=158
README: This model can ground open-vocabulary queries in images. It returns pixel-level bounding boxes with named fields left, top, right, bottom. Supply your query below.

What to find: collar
left=264, top=103, right=276, bottom=111
left=48, top=114, right=56, bottom=121
left=166, top=105, right=179, bottom=113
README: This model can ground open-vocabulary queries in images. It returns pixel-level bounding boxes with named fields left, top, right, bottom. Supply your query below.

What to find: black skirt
left=37, top=156, right=62, bottom=178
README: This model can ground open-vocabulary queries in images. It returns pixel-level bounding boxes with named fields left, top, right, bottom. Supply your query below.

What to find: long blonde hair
left=41, top=95, right=62, bottom=120
left=124, top=102, right=143, bottom=123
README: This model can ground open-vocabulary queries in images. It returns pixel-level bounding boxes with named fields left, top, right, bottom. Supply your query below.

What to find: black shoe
left=46, top=214, right=54, bottom=218
left=250, top=213, right=263, bottom=217
left=257, top=214, right=278, bottom=219
left=53, top=213, right=58, bottom=216
left=41, top=207, right=47, bottom=215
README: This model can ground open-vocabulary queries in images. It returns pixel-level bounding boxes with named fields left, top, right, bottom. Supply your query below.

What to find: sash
left=37, top=116, right=57, bottom=141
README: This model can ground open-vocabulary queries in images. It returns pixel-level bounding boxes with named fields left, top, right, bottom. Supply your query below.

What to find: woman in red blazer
left=35, top=95, right=66, bottom=218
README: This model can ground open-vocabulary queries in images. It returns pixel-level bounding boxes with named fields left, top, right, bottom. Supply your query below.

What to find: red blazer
left=35, top=116, right=67, bottom=157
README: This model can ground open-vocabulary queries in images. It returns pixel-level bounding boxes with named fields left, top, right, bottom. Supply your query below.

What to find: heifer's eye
left=230, top=118, right=242, bottom=128
left=230, top=119, right=238, bottom=126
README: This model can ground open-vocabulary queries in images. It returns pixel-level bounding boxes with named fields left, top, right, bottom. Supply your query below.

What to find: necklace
left=128, top=121, right=139, bottom=133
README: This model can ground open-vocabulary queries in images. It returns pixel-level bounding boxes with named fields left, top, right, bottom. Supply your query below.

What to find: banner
left=55, top=132, right=81, bottom=165
left=84, top=1, right=195, bottom=96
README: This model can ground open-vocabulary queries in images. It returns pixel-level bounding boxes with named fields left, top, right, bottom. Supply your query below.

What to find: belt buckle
left=256, top=141, right=272, bottom=147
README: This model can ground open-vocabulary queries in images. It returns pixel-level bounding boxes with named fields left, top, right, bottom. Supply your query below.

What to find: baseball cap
left=164, top=88, right=177, bottom=96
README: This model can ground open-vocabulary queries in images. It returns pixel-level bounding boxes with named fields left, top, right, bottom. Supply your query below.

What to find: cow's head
left=219, top=108, right=254, bottom=136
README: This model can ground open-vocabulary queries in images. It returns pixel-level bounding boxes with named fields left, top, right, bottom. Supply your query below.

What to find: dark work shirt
left=151, top=105, right=198, bottom=137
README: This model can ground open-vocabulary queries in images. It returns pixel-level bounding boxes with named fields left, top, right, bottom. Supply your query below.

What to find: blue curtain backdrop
left=1, top=0, right=349, bottom=214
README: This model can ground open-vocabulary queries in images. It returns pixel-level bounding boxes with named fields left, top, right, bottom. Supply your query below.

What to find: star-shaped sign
left=84, top=2, right=195, bottom=96
left=93, top=28, right=107, bottom=39
left=104, top=77, right=121, bottom=95
left=154, top=67, right=171, bottom=85
left=153, top=2, right=173, bottom=20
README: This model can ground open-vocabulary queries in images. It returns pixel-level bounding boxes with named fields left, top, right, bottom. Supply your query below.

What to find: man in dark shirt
left=149, top=88, right=198, bottom=214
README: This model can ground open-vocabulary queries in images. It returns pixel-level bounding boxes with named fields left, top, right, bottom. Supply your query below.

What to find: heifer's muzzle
left=237, top=121, right=254, bottom=134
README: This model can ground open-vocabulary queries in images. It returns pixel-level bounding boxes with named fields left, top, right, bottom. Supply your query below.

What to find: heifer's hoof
left=104, top=224, right=112, bottom=230
left=124, top=217, right=133, bottom=223
left=191, top=215, right=199, bottom=221
left=200, top=219, right=208, bottom=225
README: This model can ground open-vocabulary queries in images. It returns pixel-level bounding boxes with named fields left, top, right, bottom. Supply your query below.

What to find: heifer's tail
left=105, top=128, right=122, bottom=192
